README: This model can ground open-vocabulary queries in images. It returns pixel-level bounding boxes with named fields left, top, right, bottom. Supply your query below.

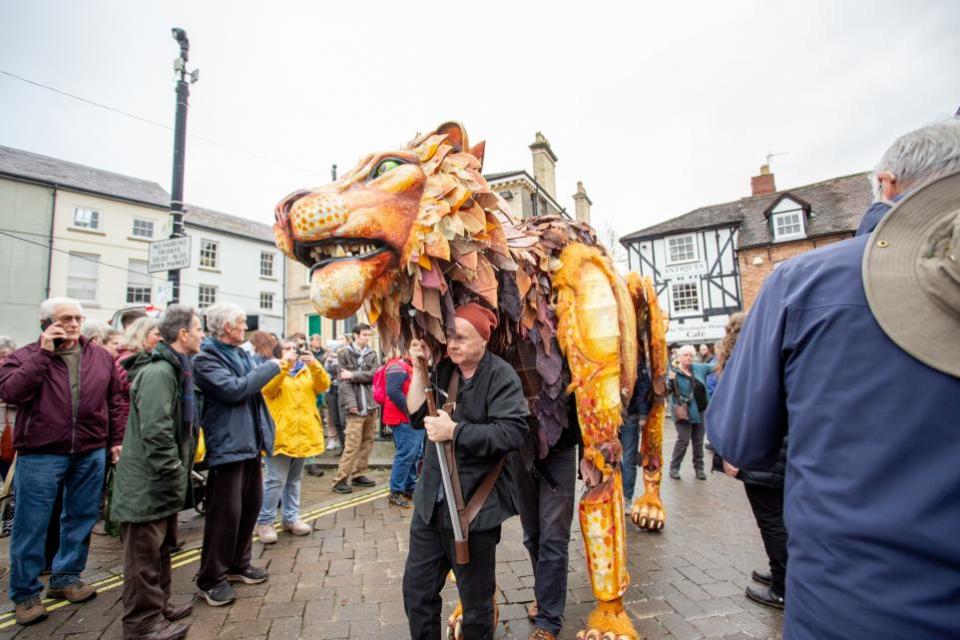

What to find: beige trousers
left=333, top=412, right=377, bottom=484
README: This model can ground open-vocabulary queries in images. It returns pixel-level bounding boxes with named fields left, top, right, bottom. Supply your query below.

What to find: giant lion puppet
left=274, top=122, right=668, bottom=640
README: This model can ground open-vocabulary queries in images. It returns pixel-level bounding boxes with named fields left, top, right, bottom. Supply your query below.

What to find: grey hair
left=124, top=316, right=159, bottom=351
left=204, top=302, right=246, bottom=337
left=872, top=120, right=960, bottom=198
left=39, top=297, right=83, bottom=321
left=679, top=345, right=697, bottom=357
left=80, top=320, right=110, bottom=343
left=0, top=336, right=16, bottom=353
left=159, top=304, right=197, bottom=344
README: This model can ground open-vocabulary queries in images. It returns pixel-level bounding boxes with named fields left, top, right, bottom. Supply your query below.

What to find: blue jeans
left=389, top=423, right=423, bottom=494
left=9, top=449, right=106, bottom=603
left=619, top=413, right=646, bottom=502
left=257, top=455, right=305, bottom=525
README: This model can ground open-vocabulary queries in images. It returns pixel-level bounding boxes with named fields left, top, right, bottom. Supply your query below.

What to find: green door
left=307, top=314, right=321, bottom=336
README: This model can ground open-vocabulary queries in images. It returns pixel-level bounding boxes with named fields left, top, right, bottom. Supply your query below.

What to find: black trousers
left=197, top=458, right=262, bottom=590
left=328, top=387, right=345, bottom=447
left=516, top=445, right=576, bottom=635
left=402, top=509, right=501, bottom=640
left=670, top=420, right=705, bottom=472
left=121, top=513, right=178, bottom=638
left=743, top=483, right=788, bottom=596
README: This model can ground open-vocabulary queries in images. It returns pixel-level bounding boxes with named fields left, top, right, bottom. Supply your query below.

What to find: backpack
left=372, top=364, right=389, bottom=406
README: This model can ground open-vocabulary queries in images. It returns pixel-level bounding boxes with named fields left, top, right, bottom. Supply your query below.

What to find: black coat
left=411, top=351, right=529, bottom=532
left=738, top=437, right=787, bottom=489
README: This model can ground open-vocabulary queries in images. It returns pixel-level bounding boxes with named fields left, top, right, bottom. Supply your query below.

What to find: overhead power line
left=0, top=229, right=277, bottom=305
left=0, top=69, right=321, bottom=175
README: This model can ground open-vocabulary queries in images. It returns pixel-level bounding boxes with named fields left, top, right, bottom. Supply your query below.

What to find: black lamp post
left=168, top=28, right=198, bottom=304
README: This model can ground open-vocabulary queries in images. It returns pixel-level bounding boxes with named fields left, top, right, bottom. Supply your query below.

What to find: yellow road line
left=0, top=487, right=391, bottom=629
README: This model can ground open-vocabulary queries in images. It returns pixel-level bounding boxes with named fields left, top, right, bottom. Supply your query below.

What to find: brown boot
left=15, top=596, right=48, bottom=626
left=163, top=601, right=194, bottom=621
left=47, top=580, right=97, bottom=603
left=139, top=621, right=190, bottom=640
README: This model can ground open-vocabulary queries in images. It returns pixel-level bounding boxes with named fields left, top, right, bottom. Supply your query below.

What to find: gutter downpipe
left=45, top=187, right=57, bottom=297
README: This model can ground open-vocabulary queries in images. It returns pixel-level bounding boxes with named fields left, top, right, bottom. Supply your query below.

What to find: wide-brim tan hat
left=863, top=170, right=960, bottom=378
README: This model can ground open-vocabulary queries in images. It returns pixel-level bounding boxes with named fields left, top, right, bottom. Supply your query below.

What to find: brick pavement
left=0, top=431, right=784, bottom=639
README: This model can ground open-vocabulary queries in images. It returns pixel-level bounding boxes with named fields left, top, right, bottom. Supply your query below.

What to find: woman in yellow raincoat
left=255, top=338, right=330, bottom=543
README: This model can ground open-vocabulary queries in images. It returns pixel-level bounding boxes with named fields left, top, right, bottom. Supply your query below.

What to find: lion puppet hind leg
left=555, top=243, right=640, bottom=640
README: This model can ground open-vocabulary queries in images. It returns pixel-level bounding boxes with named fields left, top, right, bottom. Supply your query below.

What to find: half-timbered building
left=621, top=167, right=873, bottom=345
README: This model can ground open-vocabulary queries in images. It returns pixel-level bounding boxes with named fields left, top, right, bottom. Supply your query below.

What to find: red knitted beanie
left=454, top=303, right=498, bottom=342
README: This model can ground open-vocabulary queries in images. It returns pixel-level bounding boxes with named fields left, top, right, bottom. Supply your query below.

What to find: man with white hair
left=0, top=297, right=125, bottom=625
left=193, top=303, right=280, bottom=607
left=707, top=120, right=960, bottom=638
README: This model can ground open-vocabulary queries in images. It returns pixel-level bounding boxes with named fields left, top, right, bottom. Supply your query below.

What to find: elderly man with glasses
left=0, top=297, right=126, bottom=626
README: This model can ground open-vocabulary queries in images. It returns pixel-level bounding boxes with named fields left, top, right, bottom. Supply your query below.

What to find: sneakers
left=351, top=475, right=376, bottom=487
left=387, top=492, right=411, bottom=508
left=283, top=520, right=312, bottom=536
left=256, top=523, right=278, bottom=544
left=332, top=481, right=353, bottom=494
left=402, top=489, right=415, bottom=500
left=669, top=469, right=681, bottom=480
left=745, top=584, right=784, bottom=610
left=197, top=582, right=236, bottom=607
left=14, top=596, right=48, bottom=626
left=226, top=565, right=269, bottom=585
left=47, top=580, right=97, bottom=603
left=696, top=469, right=708, bottom=480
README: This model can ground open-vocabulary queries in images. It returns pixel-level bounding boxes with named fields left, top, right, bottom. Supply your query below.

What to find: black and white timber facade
left=621, top=203, right=743, bottom=345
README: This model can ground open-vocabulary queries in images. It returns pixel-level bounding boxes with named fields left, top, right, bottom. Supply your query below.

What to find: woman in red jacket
left=383, top=346, right=421, bottom=508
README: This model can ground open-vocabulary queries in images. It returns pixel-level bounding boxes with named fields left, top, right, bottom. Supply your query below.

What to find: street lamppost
left=168, top=27, right=199, bottom=304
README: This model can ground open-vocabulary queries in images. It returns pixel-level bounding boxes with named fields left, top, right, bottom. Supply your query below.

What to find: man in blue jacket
left=193, top=303, right=280, bottom=607
left=707, top=121, right=960, bottom=639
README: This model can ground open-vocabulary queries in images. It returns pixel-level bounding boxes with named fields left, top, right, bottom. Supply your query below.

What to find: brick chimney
left=751, top=163, right=777, bottom=196
left=529, top=132, right=558, bottom=199
left=572, top=181, right=592, bottom=224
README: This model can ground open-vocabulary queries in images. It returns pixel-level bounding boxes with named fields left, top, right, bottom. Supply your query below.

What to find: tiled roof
left=0, top=145, right=169, bottom=208
left=184, top=204, right=275, bottom=244
left=622, top=172, right=873, bottom=247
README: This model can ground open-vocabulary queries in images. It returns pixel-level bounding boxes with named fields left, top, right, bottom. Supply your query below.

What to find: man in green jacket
left=111, top=305, right=204, bottom=640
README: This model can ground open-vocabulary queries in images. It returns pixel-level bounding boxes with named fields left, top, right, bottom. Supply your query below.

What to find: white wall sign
left=667, top=316, right=729, bottom=343
left=148, top=236, right=192, bottom=273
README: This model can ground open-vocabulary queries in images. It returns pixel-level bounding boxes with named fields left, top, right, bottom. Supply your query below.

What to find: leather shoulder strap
left=462, top=458, right=506, bottom=526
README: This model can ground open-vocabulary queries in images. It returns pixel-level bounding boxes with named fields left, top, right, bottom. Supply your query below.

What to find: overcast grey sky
left=1, top=1, right=957, bottom=240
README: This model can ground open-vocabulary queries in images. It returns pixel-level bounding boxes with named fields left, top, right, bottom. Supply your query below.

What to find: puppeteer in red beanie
left=454, top=303, right=498, bottom=342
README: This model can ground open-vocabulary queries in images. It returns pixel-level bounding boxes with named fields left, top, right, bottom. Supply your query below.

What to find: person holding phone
left=0, top=297, right=126, bottom=626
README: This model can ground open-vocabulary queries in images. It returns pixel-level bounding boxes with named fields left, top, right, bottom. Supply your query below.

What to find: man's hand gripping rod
left=409, top=312, right=469, bottom=564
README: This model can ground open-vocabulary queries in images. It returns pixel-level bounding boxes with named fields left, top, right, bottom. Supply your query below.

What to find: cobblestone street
left=0, top=430, right=783, bottom=639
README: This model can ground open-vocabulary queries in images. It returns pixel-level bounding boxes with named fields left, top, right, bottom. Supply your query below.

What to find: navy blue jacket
left=706, top=202, right=960, bottom=639
left=627, top=360, right=653, bottom=416
left=194, top=339, right=279, bottom=467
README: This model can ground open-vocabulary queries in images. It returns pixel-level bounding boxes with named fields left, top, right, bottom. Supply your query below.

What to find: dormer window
left=768, top=196, right=808, bottom=242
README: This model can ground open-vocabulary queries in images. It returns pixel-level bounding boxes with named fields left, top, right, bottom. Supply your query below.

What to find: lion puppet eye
left=371, top=158, right=405, bottom=179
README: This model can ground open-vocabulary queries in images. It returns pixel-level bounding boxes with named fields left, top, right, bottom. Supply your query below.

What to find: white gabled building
left=0, top=145, right=286, bottom=339
left=181, top=205, right=285, bottom=336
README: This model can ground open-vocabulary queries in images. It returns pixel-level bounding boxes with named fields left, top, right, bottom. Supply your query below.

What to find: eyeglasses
left=55, top=315, right=84, bottom=324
